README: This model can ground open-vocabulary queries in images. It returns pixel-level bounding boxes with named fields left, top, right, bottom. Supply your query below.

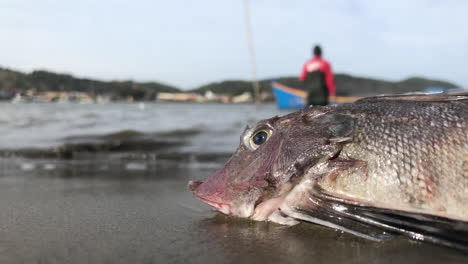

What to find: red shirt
left=299, top=56, right=336, bottom=96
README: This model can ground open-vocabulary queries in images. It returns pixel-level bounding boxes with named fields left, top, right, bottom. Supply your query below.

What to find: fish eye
left=250, top=130, right=270, bottom=148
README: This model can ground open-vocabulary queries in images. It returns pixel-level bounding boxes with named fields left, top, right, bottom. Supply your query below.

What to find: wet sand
left=0, top=157, right=467, bottom=264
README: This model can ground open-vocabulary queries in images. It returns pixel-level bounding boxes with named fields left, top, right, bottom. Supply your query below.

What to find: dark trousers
left=304, top=71, right=328, bottom=106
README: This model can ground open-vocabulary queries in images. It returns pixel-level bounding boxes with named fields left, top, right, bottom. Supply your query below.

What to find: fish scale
left=334, top=100, right=467, bottom=213
left=190, top=94, right=468, bottom=250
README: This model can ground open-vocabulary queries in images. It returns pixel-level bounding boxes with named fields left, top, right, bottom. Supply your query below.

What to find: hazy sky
left=1, top=0, right=467, bottom=89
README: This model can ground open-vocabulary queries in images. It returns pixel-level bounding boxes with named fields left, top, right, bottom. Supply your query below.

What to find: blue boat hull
left=271, top=82, right=306, bottom=109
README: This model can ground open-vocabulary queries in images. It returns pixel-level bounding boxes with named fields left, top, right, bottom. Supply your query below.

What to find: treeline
left=0, top=66, right=459, bottom=100
left=189, top=75, right=459, bottom=96
left=0, top=67, right=180, bottom=100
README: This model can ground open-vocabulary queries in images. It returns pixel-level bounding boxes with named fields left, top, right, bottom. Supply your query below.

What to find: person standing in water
left=299, top=45, right=336, bottom=106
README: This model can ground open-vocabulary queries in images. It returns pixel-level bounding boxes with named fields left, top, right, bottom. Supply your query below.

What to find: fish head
left=189, top=107, right=351, bottom=219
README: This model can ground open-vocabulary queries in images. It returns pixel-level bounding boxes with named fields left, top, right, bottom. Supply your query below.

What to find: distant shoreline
left=0, top=66, right=460, bottom=102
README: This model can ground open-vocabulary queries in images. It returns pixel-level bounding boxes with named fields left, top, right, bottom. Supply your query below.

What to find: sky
left=1, top=0, right=467, bottom=89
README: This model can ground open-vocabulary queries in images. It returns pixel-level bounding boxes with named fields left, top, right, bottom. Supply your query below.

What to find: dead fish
left=189, top=94, right=468, bottom=251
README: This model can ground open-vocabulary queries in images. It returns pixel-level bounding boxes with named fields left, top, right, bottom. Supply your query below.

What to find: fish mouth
left=188, top=180, right=203, bottom=192
left=188, top=180, right=232, bottom=215
left=195, top=196, right=232, bottom=216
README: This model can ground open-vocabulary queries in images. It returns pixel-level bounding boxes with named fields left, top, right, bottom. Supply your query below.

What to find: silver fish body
left=189, top=94, right=468, bottom=251
left=314, top=97, right=467, bottom=219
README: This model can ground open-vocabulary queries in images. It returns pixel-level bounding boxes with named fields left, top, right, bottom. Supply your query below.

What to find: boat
left=271, top=82, right=306, bottom=109
left=447, top=88, right=468, bottom=96
left=271, top=82, right=360, bottom=109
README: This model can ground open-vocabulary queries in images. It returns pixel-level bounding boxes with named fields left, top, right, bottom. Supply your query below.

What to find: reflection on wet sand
left=0, top=155, right=467, bottom=263
left=196, top=214, right=467, bottom=264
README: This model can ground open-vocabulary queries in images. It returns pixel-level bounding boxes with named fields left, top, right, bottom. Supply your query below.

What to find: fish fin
left=281, top=158, right=468, bottom=251
left=310, top=183, right=468, bottom=252
left=279, top=182, right=393, bottom=241
left=280, top=203, right=394, bottom=241
left=356, top=93, right=468, bottom=104
left=280, top=173, right=393, bottom=242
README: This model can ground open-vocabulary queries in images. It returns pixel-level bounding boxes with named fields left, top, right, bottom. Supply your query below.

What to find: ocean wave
left=65, top=128, right=203, bottom=143
left=0, top=128, right=221, bottom=161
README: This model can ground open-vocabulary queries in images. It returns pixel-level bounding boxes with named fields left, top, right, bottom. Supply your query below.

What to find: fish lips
left=188, top=180, right=232, bottom=215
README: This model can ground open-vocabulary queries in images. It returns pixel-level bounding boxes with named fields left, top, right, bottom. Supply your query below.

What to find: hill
left=0, top=67, right=180, bottom=100
left=190, top=74, right=459, bottom=97
left=0, top=66, right=459, bottom=101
